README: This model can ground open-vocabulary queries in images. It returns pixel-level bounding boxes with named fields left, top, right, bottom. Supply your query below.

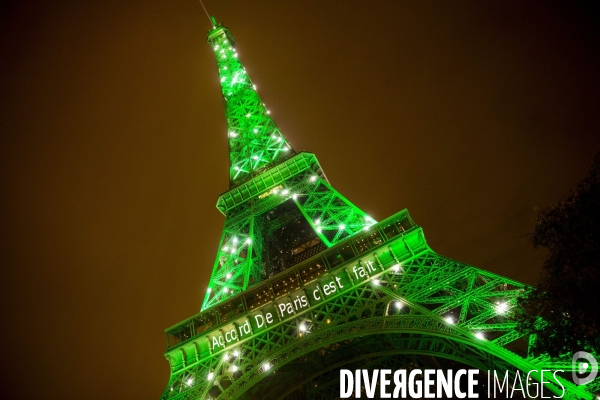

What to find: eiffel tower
left=161, top=19, right=597, bottom=400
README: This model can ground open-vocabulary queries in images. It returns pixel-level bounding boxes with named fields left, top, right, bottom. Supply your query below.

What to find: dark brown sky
left=1, top=1, right=599, bottom=399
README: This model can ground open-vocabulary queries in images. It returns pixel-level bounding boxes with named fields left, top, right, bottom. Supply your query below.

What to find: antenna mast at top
left=198, top=0, right=214, bottom=28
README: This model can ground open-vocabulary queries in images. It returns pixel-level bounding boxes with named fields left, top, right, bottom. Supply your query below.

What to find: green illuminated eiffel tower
left=161, top=20, right=598, bottom=400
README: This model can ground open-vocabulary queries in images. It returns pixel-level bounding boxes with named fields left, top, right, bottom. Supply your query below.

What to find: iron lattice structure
left=161, top=21, right=598, bottom=399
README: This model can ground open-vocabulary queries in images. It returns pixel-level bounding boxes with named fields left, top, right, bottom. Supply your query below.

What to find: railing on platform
left=165, top=208, right=417, bottom=350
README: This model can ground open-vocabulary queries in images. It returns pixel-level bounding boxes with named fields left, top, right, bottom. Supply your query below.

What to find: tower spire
left=199, top=21, right=376, bottom=311
left=160, top=18, right=596, bottom=400
left=207, top=21, right=295, bottom=189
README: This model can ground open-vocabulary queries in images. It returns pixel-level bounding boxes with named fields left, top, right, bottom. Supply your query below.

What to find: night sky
left=1, top=1, right=599, bottom=399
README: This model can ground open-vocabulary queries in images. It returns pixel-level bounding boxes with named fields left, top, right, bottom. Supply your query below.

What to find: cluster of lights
left=296, top=209, right=359, bottom=237
left=217, top=55, right=292, bottom=179
left=270, top=187, right=301, bottom=200
left=314, top=218, right=323, bottom=233
left=199, top=33, right=522, bottom=385
left=231, top=72, right=243, bottom=85
left=229, top=132, right=293, bottom=175
left=222, top=246, right=237, bottom=254
left=211, top=232, right=254, bottom=299
left=363, top=215, right=376, bottom=231
left=496, top=302, right=508, bottom=315
left=222, top=236, right=252, bottom=254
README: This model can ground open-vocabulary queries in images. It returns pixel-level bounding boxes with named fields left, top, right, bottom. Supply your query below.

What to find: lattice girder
left=295, top=179, right=376, bottom=246
left=207, top=25, right=295, bottom=188
left=164, top=218, right=596, bottom=399
left=203, top=157, right=376, bottom=310
left=163, top=20, right=597, bottom=400
left=259, top=335, right=511, bottom=399
left=202, top=214, right=260, bottom=309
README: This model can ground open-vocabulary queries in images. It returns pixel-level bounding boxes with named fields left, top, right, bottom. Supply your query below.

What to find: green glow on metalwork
left=207, top=24, right=295, bottom=189
left=161, top=19, right=598, bottom=400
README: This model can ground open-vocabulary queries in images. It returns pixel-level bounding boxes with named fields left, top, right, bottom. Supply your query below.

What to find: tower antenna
left=198, top=0, right=214, bottom=28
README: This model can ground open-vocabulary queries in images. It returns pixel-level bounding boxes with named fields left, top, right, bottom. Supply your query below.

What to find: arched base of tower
left=240, top=331, right=522, bottom=400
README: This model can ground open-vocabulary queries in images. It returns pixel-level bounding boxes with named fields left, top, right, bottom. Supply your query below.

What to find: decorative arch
left=220, top=316, right=567, bottom=399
